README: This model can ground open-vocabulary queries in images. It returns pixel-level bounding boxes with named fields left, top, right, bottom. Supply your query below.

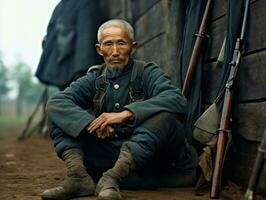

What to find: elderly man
left=41, top=19, right=197, bottom=200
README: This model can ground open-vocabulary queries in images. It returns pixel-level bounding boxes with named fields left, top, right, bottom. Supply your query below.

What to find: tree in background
left=12, top=61, right=44, bottom=116
left=0, top=53, right=9, bottom=114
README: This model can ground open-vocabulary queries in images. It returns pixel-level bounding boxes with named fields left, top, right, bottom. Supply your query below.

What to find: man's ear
left=130, top=41, right=138, bottom=55
left=95, top=44, right=103, bottom=56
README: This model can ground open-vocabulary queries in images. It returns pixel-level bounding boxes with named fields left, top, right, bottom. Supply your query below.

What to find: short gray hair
left=97, top=19, right=135, bottom=43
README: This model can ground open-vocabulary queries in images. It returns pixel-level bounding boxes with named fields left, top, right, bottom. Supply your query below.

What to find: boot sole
left=97, top=197, right=122, bottom=200
left=42, top=190, right=94, bottom=200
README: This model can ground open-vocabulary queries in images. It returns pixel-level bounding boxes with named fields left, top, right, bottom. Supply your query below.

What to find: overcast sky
left=0, top=0, right=59, bottom=73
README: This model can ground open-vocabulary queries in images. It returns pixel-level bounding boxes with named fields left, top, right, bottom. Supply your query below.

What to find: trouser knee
left=124, top=112, right=186, bottom=169
left=139, top=112, right=185, bottom=143
left=48, top=122, right=82, bottom=158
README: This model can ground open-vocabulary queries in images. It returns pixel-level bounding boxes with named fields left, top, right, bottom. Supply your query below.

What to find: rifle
left=182, top=0, right=214, bottom=97
left=242, top=129, right=266, bottom=200
left=210, top=0, right=250, bottom=198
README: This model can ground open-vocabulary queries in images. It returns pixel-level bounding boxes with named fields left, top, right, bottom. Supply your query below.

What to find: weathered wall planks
left=207, top=0, right=266, bottom=60
left=131, top=0, right=160, bottom=23
left=133, top=0, right=167, bottom=46
left=203, top=50, right=266, bottom=103
left=237, top=102, right=266, bottom=141
left=135, top=33, right=172, bottom=76
left=211, top=0, right=257, bottom=21
left=99, top=0, right=122, bottom=19
left=211, top=0, right=226, bottom=20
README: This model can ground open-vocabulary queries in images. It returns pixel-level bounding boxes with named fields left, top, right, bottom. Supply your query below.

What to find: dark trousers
left=49, top=112, right=198, bottom=188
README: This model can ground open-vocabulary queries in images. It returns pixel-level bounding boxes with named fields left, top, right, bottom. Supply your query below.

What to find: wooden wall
left=100, top=0, right=266, bottom=192
left=204, top=0, right=266, bottom=191
left=99, top=0, right=186, bottom=84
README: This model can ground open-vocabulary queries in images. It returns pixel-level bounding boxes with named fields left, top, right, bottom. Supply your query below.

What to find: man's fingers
left=108, top=126, right=114, bottom=138
left=87, top=121, right=97, bottom=132
left=108, top=126, right=114, bottom=133
left=100, top=121, right=109, bottom=132
left=90, top=119, right=111, bottom=133
left=103, top=127, right=110, bottom=138
left=87, top=123, right=97, bottom=133
left=89, top=117, right=102, bottom=128
left=88, top=118, right=104, bottom=133
left=91, top=116, right=103, bottom=125
left=95, top=128, right=105, bottom=139
left=93, top=126, right=115, bottom=139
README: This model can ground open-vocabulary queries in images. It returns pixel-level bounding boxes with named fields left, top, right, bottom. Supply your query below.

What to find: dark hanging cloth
left=193, top=0, right=246, bottom=142
left=35, top=0, right=103, bottom=89
left=177, top=0, right=208, bottom=142
left=215, top=0, right=245, bottom=110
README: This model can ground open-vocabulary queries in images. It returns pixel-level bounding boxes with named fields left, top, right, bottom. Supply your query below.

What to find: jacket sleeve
left=46, top=71, right=97, bottom=137
left=124, top=64, right=187, bottom=126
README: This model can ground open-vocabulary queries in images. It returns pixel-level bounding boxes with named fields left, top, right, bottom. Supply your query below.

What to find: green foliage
left=0, top=54, right=9, bottom=99
left=0, top=53, right=10, bottom=114
left=0, top=52, right=55, bottom=116
left=12, top=61, right=45, bottom=104
left=8, top=61, right=46, bottom=116
left=13, top=61, right=33, bottom=98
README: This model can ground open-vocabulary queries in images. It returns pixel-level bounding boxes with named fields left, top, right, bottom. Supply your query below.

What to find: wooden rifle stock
left=211, top=87, right=235, bottom=198
left=242, top=129, right=266, bottom=200
left=182, top=0, right=213, bottom=97
left=210, top=0, right=250, bottom=198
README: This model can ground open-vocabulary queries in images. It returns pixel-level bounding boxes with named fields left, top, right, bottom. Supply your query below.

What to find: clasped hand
left=86, top=110, right=133, bottom=139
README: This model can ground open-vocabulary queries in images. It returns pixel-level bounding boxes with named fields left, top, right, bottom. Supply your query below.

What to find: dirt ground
left=0, top=136, right=265, bottom=200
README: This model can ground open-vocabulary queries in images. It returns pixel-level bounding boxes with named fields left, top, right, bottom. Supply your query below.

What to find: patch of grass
left=0, top=115, right=27, bottom=125
left=0, top=115, right=32, bottom=138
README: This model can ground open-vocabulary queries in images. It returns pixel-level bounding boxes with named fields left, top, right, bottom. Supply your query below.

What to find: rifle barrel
left=182, top=0, right=213, bottom=97
left=240, top=0, right=250, bottom=40
left=210, top=0, right=250, bottom=198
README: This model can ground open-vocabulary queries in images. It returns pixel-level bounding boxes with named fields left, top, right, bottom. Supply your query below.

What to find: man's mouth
left=110, top=59, right=123, bottom=63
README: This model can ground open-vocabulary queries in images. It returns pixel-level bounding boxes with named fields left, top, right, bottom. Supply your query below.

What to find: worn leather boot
left=41, top=148, right=95, bottom=200
left=95, top=144, right=135, bottom=200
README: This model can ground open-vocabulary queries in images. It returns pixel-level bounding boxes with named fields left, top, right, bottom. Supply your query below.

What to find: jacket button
left=114, top=84, right=120, bottom=90
left=115, top=102, right=120, bottom=109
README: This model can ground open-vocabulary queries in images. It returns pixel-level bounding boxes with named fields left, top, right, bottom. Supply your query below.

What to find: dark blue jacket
left=46, top=59, right=187, bottom=138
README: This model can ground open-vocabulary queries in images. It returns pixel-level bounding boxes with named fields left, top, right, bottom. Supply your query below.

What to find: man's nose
left=111, top=44, right=119, bottom=57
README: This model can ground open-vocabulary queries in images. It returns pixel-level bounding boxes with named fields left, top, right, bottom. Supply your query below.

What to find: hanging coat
left=35, top=0, right=103, bottom=89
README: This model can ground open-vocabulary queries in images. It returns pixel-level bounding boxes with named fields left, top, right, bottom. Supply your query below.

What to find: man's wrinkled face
left=96, top=26, right=137, bottom=69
